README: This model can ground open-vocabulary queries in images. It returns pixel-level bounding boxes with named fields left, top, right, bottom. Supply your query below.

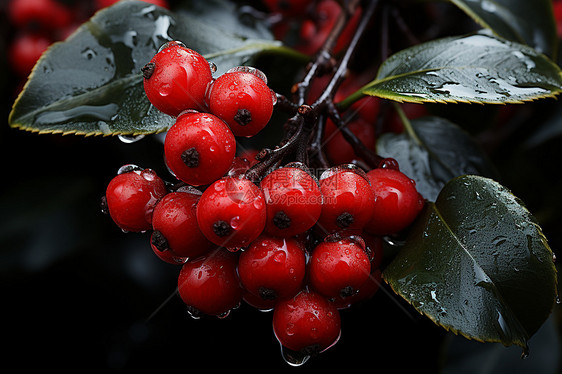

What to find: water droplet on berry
left=230, top=216, right=241, bottom=229
left=140, top=169, right=158, bottom=181
left=159, top=83, right=172, bottom=97
left=158, top=40, right=186, bottom=53
left=117, top=164, right=142, bottom=175
left=209, top=61, right=217, bottom=74
left=226, top=66, right=268, bottom=84
left=319, top=164, right=368, bottom=181
left=270, top=89, right=278, bottom=105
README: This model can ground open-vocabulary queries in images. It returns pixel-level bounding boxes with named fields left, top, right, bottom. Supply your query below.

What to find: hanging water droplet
left=118, top=134, right=145, bottom=143
left=280, top=345, right=310, bottom=367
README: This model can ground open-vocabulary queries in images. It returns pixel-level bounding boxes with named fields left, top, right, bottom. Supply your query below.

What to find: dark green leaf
left=9, top=0, right=281, bottom=136
left=363, top=32, right=562, bottom=104
left=449, top=0, right=557, bottom=57
left=376, top=116, right=499, bottom=201
left=383, top=175, right=558, bottom=351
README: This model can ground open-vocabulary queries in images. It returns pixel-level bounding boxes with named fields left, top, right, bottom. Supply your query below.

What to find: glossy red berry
left=196, top=176, right=266, bottom=249
left=262, top=0, right=312, bottom=16
left=317, top=167, right=375, bottom=234
left=308, top=236, right=371, bottom=299
left=8, top=0, right=72, bottom=30
left=296, top=0, right=361, bottom=55
left=207, top=68, right=274, bottom=137
left=272, top=290, right=341, bottom=354
left=323, top=117, right=377, bottom=165
left=177, top=247, right=243, bottom=317
left=142, top=42, right=213, bottom=116
left=151, top=190, right=213, bottom=260
left=104, top=166, right=167, bottom=232
left=164, top=111, right=236, bottom=186
left=364, top=168, right=425, bottom=235
left=238, top=235, right=306, bottom=302
left=260, top=166, right=323, bottom=238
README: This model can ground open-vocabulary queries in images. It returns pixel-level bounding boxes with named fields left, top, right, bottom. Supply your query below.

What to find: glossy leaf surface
left=363, top=32, right=562, bottom=104
left=9, top=0, right=280, bottom=136
left=384, top=175, right=558, bottom=351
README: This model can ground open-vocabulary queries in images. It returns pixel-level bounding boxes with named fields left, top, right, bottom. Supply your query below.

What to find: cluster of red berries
left=101, top=39, right=425, bottom=363
left=4, top=0, right=168, bottom=93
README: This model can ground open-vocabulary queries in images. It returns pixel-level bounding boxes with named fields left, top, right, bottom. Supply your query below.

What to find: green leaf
left=449, top=0, right=558, bottom=57
left=376, top=116, right=499, bottom=202
left=363, top=32, right=562, bottom=104
left=383, top=175, right=558, bottom=351
left=8, top=0, right=282, bottom=136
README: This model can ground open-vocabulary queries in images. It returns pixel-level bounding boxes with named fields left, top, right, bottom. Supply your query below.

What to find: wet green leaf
left=449, top=0, right=557, bottom=57
left=8, top=0, right=281, bottom=136
left=383, top=175, right=558, bottom=351
left=376, top=116, right=499, bottom=202
left=363, top=32, right=562, bottom=104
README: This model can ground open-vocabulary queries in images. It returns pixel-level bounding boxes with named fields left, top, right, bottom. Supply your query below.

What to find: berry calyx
left=196, top=176, right=266, bottom=249
left=364, top=168, right=425, bottom=235
left=238, top=235, right=306, bottom=302
left=151, top=191, right=213, bottom=260
left=177, top=247, right=243, bottom=317
left=260, top=166, right=323, bottom=238
left=207, top=67, right=275, bottom=137
left=164, top=111, right=236, bottom=186
left=104, top=166, right=167, bottom=232
left=142, top=42, right=213, bottom=116
left=272, top=290, right=341, bottom=355
left=308, top=236, right=371, bottom=299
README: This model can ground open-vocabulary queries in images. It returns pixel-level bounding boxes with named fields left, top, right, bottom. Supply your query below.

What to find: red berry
left=308, top=236, right=371, bottom=299
left=207, top=68, right=274, bottom=137
left=8, top=0, right=72, bottom=30
left=272, top=290, right=341, bottom=354
left=260, top=166, right=323, bottom=238
left=164, top=111, right=236, bottom=186
left=177, top=247, right=243, bottom=317
left=317, top=167, right=375, bottom=234
left=238, top=235, right=306, bottom=302
left=196, top=176, right=266, bottom=249
left=9, top=33, right=51, bottom=77
left=104, top=166, right=167, bottom=232
left=151, top=190, right=213, bottom=260
left=262, top=0, right=312, bottom=16
left=323, top=117, right=377, bottom=165
left=364, top=168, right=425, bottom=235
left=296, top=0, right=361, bottom=55
left=142, top=42, right=213, bottom=116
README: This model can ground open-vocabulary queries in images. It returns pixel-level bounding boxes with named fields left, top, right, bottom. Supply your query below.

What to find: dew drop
left=117, top=164, right=142, bottom=175
left=209, top=61, right=217, bottom=74
left=118, top=134, right=145, bottom=143
left=227, top=65, right=268, bottom=84
left=81, top=47, right=97, bottom=60
left=279, top=345, right=310, bottom=367
left=158, top=40, right=186, bottom=53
